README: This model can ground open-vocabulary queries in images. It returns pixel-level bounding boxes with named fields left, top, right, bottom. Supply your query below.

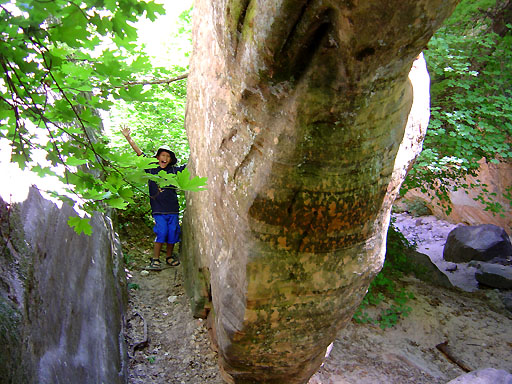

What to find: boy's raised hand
left=120, top=125, right=131, bottom=138
left=120, top=125, right=143, bottom=156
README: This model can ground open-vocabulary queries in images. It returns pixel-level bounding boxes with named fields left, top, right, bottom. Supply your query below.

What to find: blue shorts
left=153, top=214, right=181, bottom=244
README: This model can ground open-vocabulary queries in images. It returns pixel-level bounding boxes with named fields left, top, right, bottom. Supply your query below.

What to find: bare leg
left=154, top=242, right=164, bottom=260
left=166, top=243, right=175, bottom=258
left=165, top=243, right=180, bottom=266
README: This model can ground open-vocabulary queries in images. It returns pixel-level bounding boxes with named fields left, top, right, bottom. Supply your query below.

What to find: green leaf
left=157, top=170, right=179, bottom=188
left=175, top=168, right=208, bottom=191
left=82, top=189, right=112, bottom=200
left=144, top=1, right=166, bottom=22
left=66, top=156, right=88, bottom=166
left=68, top=216, right=92, bottom=236
left=31, top=165, right=55, bottom=178
left=118, top=187, right=134, bottom=199
left=106, top=197, right=129, bottom=209
left=119, top=84, right=151, bottom=102
left=11, top=153, right=28, bottom=170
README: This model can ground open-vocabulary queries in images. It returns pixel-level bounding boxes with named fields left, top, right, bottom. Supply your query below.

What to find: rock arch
left=182, top=1, right=458, bottom=382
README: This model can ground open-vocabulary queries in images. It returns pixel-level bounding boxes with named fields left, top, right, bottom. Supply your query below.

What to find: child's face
left=157, top=151, right=171, bottom=168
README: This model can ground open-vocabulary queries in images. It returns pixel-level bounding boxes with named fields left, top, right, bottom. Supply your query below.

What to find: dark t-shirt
left=146, top=164, right=186, bottom=215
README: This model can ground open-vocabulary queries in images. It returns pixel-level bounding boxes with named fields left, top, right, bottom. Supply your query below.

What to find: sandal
left=147, top=258, right=162, bottom=271
left=166, top=255, right=180, bottom=267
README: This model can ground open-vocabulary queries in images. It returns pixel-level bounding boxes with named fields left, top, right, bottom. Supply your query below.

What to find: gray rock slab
left=0, top=188, right=127, bottom=383
left=405, top=249, right=454, bottom=289
left=446, top=368, right=512, bottom=384
left=475, top=262, right=512, bottom=290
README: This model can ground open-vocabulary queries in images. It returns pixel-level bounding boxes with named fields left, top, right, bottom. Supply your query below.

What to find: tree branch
left=436, top=341, right=472, bottom=372
left=122, top=73, right=188, bottom=87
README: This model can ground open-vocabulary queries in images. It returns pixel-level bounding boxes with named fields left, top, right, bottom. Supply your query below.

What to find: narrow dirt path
left=119, top=219, right=223, bottom=384
left=125, top=261, right=223, bottom=384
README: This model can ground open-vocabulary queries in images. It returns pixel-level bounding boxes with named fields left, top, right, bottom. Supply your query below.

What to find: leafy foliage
left=0, top=0, right=204, bottom=235
left=403, top=0, right=512, bottom=214
left=353, top=223, right=415, bottom=329
left=108, top=6, right=194, bottom=226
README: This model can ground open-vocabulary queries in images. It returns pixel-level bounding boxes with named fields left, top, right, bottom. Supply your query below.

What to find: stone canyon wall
left=182, top=1, right=459, bottom=383
left=0, top=188, right=127, bottom=384
left=405, top=159, right=512, bottom=234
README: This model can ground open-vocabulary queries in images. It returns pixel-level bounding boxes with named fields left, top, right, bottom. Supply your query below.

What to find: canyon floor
left=122, top=214, right=512, bottom=384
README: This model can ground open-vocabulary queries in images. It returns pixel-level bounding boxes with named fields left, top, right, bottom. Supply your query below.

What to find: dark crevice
left=286, top=190, right=300, bottom=216
left=291, top=20, right=332, bottom=81
left=233, top=143, right=257, bottom=181
left=277, top=0, right=314, bottom=56
left=274, top=8, right=335, bottom=83
left=220, top=128, right=238, bottom=151
left=232, top=0, right=251, bottom=57
left=355, top=47, right=375, bottom=61
left=236, top=0, right=250, bottom=34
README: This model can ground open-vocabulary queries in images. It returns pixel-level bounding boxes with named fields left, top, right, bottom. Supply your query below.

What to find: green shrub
left=353, top=222, right=415, bottom=329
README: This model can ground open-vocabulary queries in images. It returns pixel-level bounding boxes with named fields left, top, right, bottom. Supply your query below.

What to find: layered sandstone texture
left=0, top=188, right=127, bottom=383
left=182, top=1, right=458, bottom=383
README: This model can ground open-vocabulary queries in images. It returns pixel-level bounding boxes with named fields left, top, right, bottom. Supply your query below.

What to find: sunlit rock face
left=182, top=1, right=458, bottom=382
left=405, top=158, right=512, bottom=234
left=0, top=188, right=127, bottom=384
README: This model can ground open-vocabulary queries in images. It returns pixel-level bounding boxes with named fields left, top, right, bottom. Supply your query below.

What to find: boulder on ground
left=404, top=249, right=453, bottom=289
left=446, top=368, right=512, bottom=384
left=443, top=224, right=512, bottom=263
left=475, top=262, right=512, bottom=290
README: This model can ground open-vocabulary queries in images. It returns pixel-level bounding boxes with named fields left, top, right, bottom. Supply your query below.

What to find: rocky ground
left=392, top=213, right=478, bottom=292
left=121, top=214, right=512, bottom=384
left=125, top=264, right=223, bottom=384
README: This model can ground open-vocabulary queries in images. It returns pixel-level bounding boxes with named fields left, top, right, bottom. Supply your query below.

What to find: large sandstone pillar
left=182, top=1, right=458, bottom=383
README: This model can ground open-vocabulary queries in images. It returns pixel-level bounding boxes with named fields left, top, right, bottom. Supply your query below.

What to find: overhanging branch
left=122, top=73, right=188, bottom=87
